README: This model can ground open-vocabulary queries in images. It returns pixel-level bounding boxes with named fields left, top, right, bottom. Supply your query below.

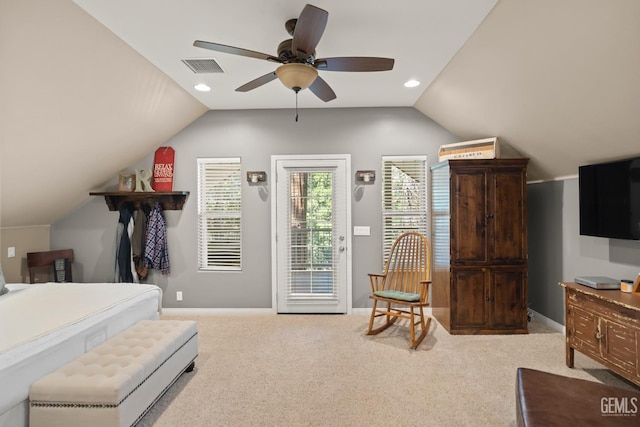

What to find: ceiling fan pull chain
left=295, top=89, right=299, bottom=122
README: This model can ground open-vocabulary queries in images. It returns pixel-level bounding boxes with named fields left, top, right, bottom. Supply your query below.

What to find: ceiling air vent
left=181, top=58, right=224, bottom=73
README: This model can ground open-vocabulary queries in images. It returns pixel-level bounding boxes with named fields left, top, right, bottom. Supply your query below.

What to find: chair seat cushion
left=373, top=290, right=421, bottom=302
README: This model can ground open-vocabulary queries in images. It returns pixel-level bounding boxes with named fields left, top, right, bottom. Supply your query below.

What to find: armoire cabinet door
left=451, top=268, right=488, bottom=329
left=491, top=168, right=527, bottom=264
left=452, top=267, right=527, bottom=331
left=490, top=268, right=527, bottom=329
left=451, top=170, right=489, bottom=264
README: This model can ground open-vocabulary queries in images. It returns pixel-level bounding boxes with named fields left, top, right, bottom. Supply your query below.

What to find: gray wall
left=52, top=108, right=640, bottom=318
left=528, top=178, right=640, bottom=324
left=51, top=107, right=457, bottom=309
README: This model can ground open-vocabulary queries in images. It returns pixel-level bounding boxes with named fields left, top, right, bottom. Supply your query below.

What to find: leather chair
left=27, top=249, right=74, bottom=283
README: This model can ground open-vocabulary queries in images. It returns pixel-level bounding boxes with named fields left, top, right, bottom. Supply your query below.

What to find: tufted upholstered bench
left=29, top=319, right=197, bottom=427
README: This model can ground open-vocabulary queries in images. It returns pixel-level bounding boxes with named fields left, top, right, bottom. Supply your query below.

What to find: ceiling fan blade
left=315, top=57, right=395, bottom=72
left=308, top=76, right=336, bottom=102
left=235, top=72, right=278, bottom=92
left=193, top=40, right=282, bottom=63
left=291, top=4, right=328, bottom=58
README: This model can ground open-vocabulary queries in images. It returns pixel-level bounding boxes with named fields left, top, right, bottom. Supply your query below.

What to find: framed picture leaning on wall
left=118, top=173, right=136, bottom=192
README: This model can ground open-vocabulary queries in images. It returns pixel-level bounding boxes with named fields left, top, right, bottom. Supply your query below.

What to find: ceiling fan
left=193, top=3, right=395, bottom=102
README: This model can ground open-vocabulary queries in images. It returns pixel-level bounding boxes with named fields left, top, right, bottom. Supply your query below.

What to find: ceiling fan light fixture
left=275, top=63, right=318, bottom=91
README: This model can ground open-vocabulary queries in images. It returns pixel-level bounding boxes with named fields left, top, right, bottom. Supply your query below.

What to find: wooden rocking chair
left=366, top=232, right=432, bottom=349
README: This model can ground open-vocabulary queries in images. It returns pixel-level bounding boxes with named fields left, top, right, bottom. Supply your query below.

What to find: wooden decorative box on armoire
left=431, top=158, right=529, bottom=335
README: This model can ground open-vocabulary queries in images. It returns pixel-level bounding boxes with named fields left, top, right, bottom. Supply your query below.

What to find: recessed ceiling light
left=194, top=83, right=211, bottom=92
left=404, top=79, right=420, bottom=88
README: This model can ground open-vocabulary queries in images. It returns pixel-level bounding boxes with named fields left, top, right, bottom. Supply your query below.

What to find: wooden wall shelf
left=90, top=191, right=189, bottom=211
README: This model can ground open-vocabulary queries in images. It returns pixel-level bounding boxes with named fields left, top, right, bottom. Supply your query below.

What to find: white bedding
left=0, top=283, right=162, bottom=426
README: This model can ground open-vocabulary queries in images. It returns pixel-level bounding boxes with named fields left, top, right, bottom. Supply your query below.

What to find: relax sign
left=152, top=147, right=175, bottom=191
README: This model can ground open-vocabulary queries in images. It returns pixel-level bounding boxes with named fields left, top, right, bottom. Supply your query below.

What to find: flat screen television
left=579, top=157, right=640, bottom=240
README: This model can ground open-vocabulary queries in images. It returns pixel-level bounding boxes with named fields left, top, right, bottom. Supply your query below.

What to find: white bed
left=0, top=282, right=162, bottom=427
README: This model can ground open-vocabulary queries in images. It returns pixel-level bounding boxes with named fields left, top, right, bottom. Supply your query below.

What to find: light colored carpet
left=138, top=314, right=638, bottom=426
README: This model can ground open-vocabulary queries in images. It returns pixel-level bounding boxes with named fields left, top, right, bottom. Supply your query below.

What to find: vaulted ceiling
left=72, top=0, right=497, bottom=110
left=415, top=0, right=640, bottom=181
left=2, top=0, right=639, bottom=228
left=1, top=0, right=207, bottom=228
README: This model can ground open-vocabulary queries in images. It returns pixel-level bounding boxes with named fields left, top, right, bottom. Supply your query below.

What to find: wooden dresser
left=561, top=281, right=640, bottom=387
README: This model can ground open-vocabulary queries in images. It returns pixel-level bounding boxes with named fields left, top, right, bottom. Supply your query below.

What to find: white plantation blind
left=431, top=163, right=450, bottom=268
left=197, top=158, right=242, bottom=270
left=381, top=156, right=428, bottom=265
left=285, top=170, right=338, bottom=301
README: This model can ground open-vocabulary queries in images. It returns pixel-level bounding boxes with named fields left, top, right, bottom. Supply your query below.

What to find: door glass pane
left=288, top=171, right=335, bottom=297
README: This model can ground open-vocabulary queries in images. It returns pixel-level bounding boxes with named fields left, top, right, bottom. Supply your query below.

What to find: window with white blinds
left=197, top=158, right=242, bottom=270
left=381, top=155, right=428, bottom=265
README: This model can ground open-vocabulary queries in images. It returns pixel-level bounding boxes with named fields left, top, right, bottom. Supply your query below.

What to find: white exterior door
left=272, top=155, right=351, bottom=313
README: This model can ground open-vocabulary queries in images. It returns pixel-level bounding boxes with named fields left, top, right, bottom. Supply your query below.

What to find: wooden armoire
left=431, top=158, right=529, bottom=334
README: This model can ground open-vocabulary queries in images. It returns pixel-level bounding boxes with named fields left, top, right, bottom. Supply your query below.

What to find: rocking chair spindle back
left=366, top=232, right=432, bottom=349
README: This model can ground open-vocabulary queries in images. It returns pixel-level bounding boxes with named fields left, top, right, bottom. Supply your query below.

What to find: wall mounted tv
left=579, top=157, right=640, bottom=240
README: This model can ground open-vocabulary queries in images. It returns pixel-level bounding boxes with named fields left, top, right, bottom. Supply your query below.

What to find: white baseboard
left=164, top=307, right=557, bottom=335
left=529, top=309, right=565, bottom=333
left=162, top=307, right=433, bottom=316
left=162, top=308, right=274, bottom=316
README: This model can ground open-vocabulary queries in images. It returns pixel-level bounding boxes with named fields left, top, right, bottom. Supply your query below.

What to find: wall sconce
left=355, top=170, right=376, bottom=184
left=247, top=171, right=267, bottom=184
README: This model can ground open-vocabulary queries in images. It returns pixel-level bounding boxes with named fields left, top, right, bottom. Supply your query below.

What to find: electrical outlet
left=176, top=291, right=183, bottom=301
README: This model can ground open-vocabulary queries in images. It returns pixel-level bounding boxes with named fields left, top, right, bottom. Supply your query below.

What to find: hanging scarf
left=115, top=203, right=134, bottom=282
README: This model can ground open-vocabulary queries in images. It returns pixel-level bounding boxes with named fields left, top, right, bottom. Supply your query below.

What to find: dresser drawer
left=568, top=304, right=599, bottom=354
left=568, top=289, right=640, bottom=329
left=602, top=320, right=639, bottom=378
